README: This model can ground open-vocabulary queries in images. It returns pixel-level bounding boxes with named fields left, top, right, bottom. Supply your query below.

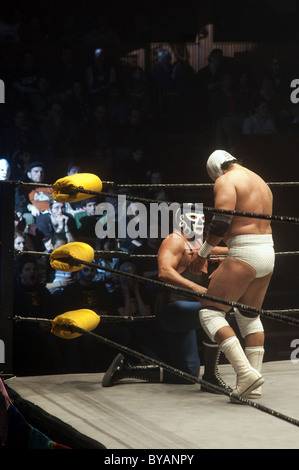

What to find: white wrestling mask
left=206, top=150, right=236, bottom=181
left=175, top=203, right=205, bottom=239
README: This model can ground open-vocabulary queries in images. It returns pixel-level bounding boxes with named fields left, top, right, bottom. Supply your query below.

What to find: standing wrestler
left=102, top=204, right=230, bottom=392
left=190, top=150, right=275, bottom=398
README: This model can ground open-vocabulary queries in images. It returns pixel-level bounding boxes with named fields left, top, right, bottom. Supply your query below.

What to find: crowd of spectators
left=1, top=5, right=298, bottom=375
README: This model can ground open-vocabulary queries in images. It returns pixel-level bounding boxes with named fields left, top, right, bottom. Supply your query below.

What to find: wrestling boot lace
left=102, top=353, right=162, bottom=387
left=201, top=346, right=232, bottom=394
left=221, top=337, right=264, bottom=400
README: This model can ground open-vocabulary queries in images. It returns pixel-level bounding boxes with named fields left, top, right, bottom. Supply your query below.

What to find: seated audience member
left=118, top=262, right=152, bottom=317
left=10, top=149, right=34, bottom=181
left=242, top=100, right=277, bottom=135
left=52, top=262, right=128, bottom=371
left=74, top=197, right=102, bottom=245
left=94, top=237, right=122, bottom=306
left=36, top=198, right=77, bottom=246
left=0, top=157, right=11, bottom=180
left=14, top=230, right=28, bottom=252
left=15, top=161, right=52, bottom=226
left=40, top=233, right=77, bottom=292
left=13, top=254, right=67, bottom=376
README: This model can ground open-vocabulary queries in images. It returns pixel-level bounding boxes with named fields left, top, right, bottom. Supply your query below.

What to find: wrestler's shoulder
left=161, top=232, right=185, bottom=247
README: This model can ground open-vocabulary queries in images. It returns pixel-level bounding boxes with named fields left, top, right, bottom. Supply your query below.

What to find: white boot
left=244, top=346, right=264, bottom=399
left=220, top=337, right=264, bottom=398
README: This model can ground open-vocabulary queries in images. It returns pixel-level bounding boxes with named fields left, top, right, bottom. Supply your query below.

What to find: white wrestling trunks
left=226, top=234, right=275, bottom=278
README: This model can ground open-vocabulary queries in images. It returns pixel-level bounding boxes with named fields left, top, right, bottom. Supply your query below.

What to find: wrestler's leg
left=157, top=302, right=230, bottom=390
left=202, top=257, right=256, bottom=344
left=235, top=271, right=273, bottom=398
left=199, top=258, right=263, bottom=396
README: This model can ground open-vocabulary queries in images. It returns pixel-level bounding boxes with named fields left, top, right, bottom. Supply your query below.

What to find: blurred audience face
left=14, top=235, right=26, bottom=251
left=27, top=166, right=44, bottom=183
left=0, top=158, right=11, bottom=180
left=19, top=262, right=38, bottom=286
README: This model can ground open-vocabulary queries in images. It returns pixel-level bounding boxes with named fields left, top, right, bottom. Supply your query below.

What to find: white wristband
left=198, top=241, right=214, bottom=258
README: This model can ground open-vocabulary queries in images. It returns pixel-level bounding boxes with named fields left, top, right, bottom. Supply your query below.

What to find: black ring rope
left=49, top=254, right=299, bottom=327
left=14, top=249, right=299, bottom=324
left=10, top=315, right=299, bottom=429
left=5, top=180, right=299, bottom=224
left=13, top=250, right=299, bottom=324
left=86, top=189, right=299, bottom=225
left=14, top=249, right=299, bottom=259
left=8, top=180, right=299, bottom=189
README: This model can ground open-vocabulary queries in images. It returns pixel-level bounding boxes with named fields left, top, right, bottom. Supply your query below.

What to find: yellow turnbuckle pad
left=52, top=309, right=100, bottom=339
left=52, top=173, right=102, bottom=203
left=50, top=242, right=94, bottom=272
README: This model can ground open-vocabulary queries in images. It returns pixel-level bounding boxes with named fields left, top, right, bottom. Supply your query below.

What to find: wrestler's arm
left=158, top=236, right=207, bottom=294
left=189, top=177, right=235, bottom=273
left=205, top=177, right=236, bottom=247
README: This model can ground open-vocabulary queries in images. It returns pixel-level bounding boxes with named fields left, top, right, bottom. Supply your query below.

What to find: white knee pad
left=233, top=308, right=264, bottom=338
left=199, top=308, right=229, bottom=342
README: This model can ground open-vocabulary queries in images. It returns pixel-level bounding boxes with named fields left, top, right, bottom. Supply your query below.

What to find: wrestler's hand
left=189, top=254, right=206, bottom=274
left=193, top=284, right=207, bottom=296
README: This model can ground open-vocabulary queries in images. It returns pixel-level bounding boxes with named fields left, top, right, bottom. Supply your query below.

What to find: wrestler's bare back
left=214, top=164, right=273, bottom=240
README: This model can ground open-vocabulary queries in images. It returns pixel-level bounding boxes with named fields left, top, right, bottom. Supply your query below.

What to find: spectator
left=116, top=107, right=155, bottom=160
left=94, top=237, right=123, bottom=309
left=0, top=157, right=11, bottom=180
left=118, top=146, right=151, bottom=185
left=13, top=254, right=66, bottom=375
left=209, top=72, right=244, bottom=150
left=196, top=48, right=224, bottom=112
left=28, top=76, right=57, bottom=123
left=126, top=66, right=153, bottom=117
left=36, top=198, right=77, bottom=246
left=106, top=82, right=130, bottom=126
left=52, top=262, right=127, bottom=371
left=118, top=262, right=151, bottom=317
left=3, top=109, right=43, bottom=157
left=40, top=100, right=76, bottom=160
left=14, top=161, right=52, bottom=226
left=14, top=230, right=28, bottom=252
left=145, top=169, right=169, bottom=202
left=87, top=103, right=116, bottom=158
left=44, top=233, right=77, bottom=293
left=52, top=47, right=84, bottom=101
left=152, top=50, right=175, bottom=94
left=74, top=197, right=102, bottom=245
left=10, top=149, right=34, bottom=181
left=85, top=48, right=116, bottom=102
left=13, top=50, right=41, bottom=96
left=242, top=100, right=277, bottom=135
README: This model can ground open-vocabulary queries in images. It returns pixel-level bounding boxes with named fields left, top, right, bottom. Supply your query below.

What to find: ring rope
left=14, top=249, right=299, bottom=259
left=108, top=181, right=299, bottom=189
left=51, top=253, right=299, bottom=327
left=6, top=179, right=299, bottom=224
left=12, top=314, right=155, bottom=323
left=14, top=250, right=299, bottom=324
left=88, top=189, right=299, bottom=225
left=10, top=314, right=299, bottom=428
left=9, top=179, right=299, bottom=189
left=14, top=249, right=299, bottom=323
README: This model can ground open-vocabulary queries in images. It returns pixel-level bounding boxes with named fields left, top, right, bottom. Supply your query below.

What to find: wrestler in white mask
left=206, top=150, right=236, bottom=182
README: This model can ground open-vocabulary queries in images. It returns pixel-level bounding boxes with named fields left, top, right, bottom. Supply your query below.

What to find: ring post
left=0, top=181, right=14, bottom=375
